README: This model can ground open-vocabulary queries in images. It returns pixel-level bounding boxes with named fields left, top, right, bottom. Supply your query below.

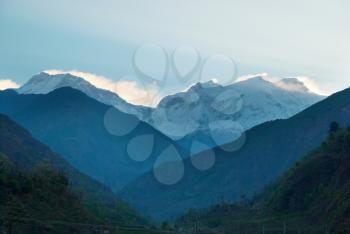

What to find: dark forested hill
left=0, top=113, right=148, bottom=226
left=264, top=124, right=350, bottom=232
left=0, top=154, right=94, bottom=233
left=121, top=86, right=350, bottom=220
left=177, top=124, right=350, bottom=234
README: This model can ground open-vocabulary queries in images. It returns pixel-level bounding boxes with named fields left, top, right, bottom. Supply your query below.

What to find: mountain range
left=18, top=72, right=323, bottom=153
left=158, top=77, right=323, bottom=152
left=4, top=71, right=333, bottom=221
left=119, top=86, right=350, bottom=220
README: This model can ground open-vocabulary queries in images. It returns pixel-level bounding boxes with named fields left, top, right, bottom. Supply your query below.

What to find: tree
left=161, top=221, right=171, bottom=230
left=329, top=121, right=340, bottom=135
left=4, top=198, right=26, bottom=234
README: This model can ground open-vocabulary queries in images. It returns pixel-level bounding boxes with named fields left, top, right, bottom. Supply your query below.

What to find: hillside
left=120, top=86, right=350, bottom=220
left=0, top=88, right=186, bottom=192
left=265, top=124, right=350, bottom=232
left=0, top=154, right=94, bottom=233
left=0, top=113, right=148, bottom=226
left=177, top=124, right=350, bottom=233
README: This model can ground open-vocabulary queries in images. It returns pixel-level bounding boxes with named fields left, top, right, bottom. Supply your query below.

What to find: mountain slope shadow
left=0, top=113, right=149, bottom=225
left=120, top=86, right=350, bottom=220
left=0, top=88, right=187, bottom=192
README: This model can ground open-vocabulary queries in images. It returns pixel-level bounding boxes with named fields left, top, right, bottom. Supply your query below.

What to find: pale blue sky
left=1, top=0, right=349, bottom=95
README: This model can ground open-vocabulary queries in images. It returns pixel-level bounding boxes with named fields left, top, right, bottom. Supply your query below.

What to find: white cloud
left=114, top=79, right=160, bottom=107
left=294, top=76, right=324, bottom=96
left=44, top=69, right=159, bottom=106
left=0, top=79, right=20, bottom=90
left=236, top=73, right=272, bottom=82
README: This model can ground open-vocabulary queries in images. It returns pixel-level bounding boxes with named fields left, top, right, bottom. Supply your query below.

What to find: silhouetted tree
left=161, top=221, right=171, bottom=230
left=329, top=121, right=340, bottom=134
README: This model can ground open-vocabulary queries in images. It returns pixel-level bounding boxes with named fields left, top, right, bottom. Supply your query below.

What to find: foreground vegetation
left=0, top=154, right=91, bottom=233
left=0, top=114, right=167, bottom=233
left=0, top=155, right=175, bottom=234
left=178, top=122, right=350, bottom=233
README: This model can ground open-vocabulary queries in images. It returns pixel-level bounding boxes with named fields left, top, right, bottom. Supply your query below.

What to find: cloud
left=0, top=79, right=20, bottom=90
left=236, top=73, right=278, bottom=83
left=236, top=73, right=324, bottom=95
left=293, top=76, right=324, bottom=96
left=114, top=78, right=160, bottom=107
left=44, top=69, right=159, bottom=106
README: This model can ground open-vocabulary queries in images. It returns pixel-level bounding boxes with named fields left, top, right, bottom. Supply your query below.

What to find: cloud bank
left=0, top=79, right=20, bottom=90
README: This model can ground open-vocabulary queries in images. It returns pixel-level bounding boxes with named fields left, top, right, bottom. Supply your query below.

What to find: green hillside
left=265, top=122, right=350, bottom=232
left=0, top=154, right=93, bottom=233
left=0, top=155, right=175, bottom=234
left=177, top=123, right=350, bottom=233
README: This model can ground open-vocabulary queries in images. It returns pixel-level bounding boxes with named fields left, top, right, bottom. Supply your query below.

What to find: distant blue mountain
left=120, top=86, right=350, bottom=220
left=18, top=73, right=323, bottom=154
left=0, top=87, right=186, bottom=192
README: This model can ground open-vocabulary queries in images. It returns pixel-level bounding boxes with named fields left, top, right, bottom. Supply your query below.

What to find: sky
left=1, top=0, right=350, bottom=101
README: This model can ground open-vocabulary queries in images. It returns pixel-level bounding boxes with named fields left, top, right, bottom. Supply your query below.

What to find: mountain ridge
left=0, top=113, right=149, bottom=225
left=159, top=75, right=324, bottom=152
left=18, top=72, right=324, bottom=152
left=120, top=86, right=350, bottom=220
left=0, top=87, right=187, bottom=192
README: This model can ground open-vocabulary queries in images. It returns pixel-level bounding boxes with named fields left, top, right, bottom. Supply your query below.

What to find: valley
left=1, top=2, right=349, bottom=231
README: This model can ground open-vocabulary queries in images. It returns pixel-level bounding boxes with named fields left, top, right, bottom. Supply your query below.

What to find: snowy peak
left=274, top=78, right=310, bottom=93
left=235, top=76, right=275, bottom=88
left=17, top=72, right=150, bottom=119
left=150, top=73, right=324, bottom=147
left=189, top=80, right=222, bottom=91
left=17, top=71, right=324, bottom=151
left=240, top=76, right=267, bottom=83
left=18, top=72, right=95, bottom=94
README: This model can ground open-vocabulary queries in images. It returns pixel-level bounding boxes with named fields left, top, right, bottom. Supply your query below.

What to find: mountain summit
left=150, top=76, right=324, bottom=151
left=18, top=72, right=149, bottom=118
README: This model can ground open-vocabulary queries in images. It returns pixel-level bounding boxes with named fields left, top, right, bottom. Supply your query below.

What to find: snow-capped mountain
left=18, top=72, right=324, bottom=153
left=18, top=72, right=150, bottom=118
left=148, top=76, right=324, bottom=152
